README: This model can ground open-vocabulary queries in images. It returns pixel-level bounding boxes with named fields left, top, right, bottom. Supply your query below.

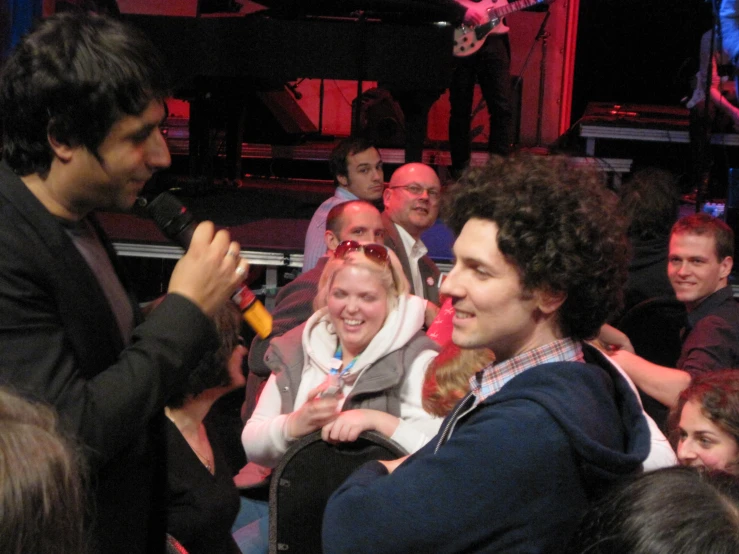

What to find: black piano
left=123, top=4, right=459, bottom=177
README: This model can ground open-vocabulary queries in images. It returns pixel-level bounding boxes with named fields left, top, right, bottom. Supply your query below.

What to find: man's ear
left=337, top=174, right=348, bottom=188
left=47, top=129, right=75, bottom=163
left=719, top=256, right=733, bottom=280
left=535, top=289, right=567, bottom=315
left=382, top=187, right=392, bottom=210
left=325, top=230, right=340, bottom=251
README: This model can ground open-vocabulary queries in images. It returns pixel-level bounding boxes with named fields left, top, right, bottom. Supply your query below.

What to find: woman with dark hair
left=672, top=370, right=739, bottom=474
left=566, top=466, right=739, bottom=554
left=0, top=387, right=88, bottom=554
left=165, top=302, right=247, bottom=554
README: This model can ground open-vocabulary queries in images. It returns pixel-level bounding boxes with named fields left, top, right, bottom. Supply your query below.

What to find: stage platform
left=578, top=102, right=739, bottom=157
left=163, top=117, right=633, bottom=184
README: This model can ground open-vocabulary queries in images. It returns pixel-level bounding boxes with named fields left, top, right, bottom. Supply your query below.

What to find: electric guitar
left=453, top=0, right=548, bottom=57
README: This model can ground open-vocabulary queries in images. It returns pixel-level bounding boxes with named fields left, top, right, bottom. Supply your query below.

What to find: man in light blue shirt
left=302, top=137, right=383, bottom=271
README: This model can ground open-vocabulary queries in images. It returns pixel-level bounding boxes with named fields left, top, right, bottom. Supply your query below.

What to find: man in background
left=382, top=162, right=441, bottom=308
left=611, top=213, right=739, bottom=407
left=619, top=167, right=680, bottom=314
left=302, top=137, right=384, bottom=271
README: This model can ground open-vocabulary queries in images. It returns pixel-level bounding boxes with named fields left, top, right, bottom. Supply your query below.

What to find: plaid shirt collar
left=470, top=337, right=585, bottom=405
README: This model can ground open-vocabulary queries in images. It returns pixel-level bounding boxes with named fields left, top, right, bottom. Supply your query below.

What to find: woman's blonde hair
left=423, top=345, right=495, bottom=417
left=313, top=245, right=410, bottom=312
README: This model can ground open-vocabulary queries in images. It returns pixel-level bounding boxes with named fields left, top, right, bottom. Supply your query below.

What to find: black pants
left=385, top=88, right=444, bottom=163
left=449, top=33, right=514, bottom=173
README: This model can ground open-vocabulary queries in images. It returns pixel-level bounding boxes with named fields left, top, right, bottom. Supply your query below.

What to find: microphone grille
left=146, top=192, right=189, bottom=231
left=145, top=193, right=195, bottom=242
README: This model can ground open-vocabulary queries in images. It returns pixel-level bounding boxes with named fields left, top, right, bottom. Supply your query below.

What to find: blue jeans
left=232, top=497, right=269, bottom=554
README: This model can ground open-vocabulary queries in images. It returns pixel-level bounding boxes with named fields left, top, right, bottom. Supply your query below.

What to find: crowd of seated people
left=174, top=152, right=739, bottom=552
left=7, top=11, right=739, bottom=554
left=234, top=243, right=442, bottom=552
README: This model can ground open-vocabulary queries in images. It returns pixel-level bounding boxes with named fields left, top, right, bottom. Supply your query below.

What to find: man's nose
left=147, top=129, right=171, bottom=170
left=676, top=261, right=691, bottom=275
left=439, top=268, right=460, bottom=298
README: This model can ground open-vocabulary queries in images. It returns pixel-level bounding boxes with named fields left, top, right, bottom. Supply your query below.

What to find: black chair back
left=268, top=430, right=407, bottom=554
left=616, top=295, right=687, bottom=431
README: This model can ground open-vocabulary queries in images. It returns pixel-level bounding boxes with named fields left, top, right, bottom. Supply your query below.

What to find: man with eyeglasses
left=383, top=163, right=442, bottom=311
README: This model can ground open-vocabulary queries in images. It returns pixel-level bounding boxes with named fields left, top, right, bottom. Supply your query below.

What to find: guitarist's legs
left=449, top=34, right=513, bottom=179
left=477, top=34, right=514, bottom=156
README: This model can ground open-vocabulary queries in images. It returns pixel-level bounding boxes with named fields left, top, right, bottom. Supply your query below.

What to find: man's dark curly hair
left=167, top=303, right=243, bottom=409
left=0, top=12, right=170, bottom=176
left=443, top=153, right=629, bottom=341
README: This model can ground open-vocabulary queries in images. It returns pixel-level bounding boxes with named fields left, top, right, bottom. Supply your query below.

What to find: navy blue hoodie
left=323, top=347, right=651, bottom=553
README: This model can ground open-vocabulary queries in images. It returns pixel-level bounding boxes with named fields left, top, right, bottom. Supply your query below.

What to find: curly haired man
left=322, top=153, right=674, bottom=553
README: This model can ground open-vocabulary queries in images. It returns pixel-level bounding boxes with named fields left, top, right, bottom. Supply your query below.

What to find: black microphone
left=137, top=192, right=273, bottom=339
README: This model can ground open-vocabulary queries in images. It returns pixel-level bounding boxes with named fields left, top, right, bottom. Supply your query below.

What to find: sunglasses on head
left=334, top=241, right=389, bottom=266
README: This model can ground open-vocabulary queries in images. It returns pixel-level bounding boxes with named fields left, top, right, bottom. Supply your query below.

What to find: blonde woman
left=235, top=242, right=441, bottom=553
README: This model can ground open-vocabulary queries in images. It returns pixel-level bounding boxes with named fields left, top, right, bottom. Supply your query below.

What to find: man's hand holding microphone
left=139, top=192, right=273, bottom=337
left=168, top=221, right=249, bottom=317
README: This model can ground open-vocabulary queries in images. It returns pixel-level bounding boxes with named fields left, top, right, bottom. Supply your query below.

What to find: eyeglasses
left=388, top=184, right=441, bottom=201
left=334, top=241, right=389, bottom=266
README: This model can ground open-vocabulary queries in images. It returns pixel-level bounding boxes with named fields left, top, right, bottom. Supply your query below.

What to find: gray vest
left=265, top=325, right=440, bottom=418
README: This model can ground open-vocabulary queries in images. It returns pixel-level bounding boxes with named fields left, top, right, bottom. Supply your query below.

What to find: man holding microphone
left=0, top=13, right=249, bottom=553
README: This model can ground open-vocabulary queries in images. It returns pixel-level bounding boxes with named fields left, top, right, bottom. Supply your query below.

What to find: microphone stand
left=535, top=11, right=551, bottom=147
left=352, top=10, right=368, bottom=136
left=695, top=13, right=717, bottom=212
left=517, top=9, right=551, bottom=147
